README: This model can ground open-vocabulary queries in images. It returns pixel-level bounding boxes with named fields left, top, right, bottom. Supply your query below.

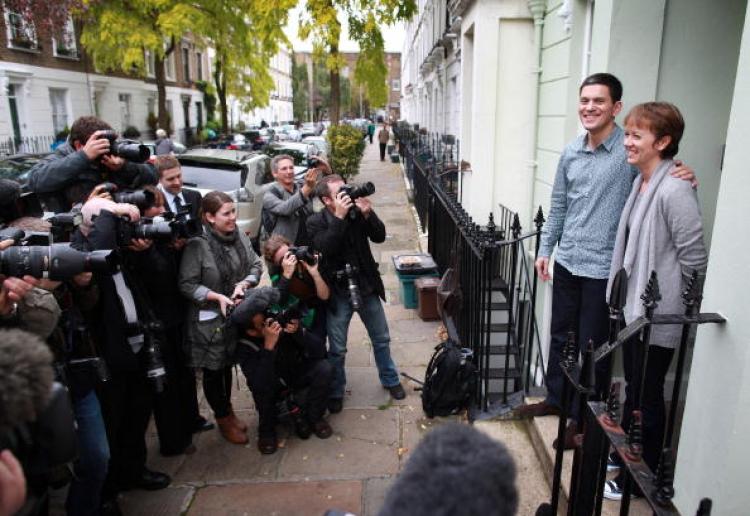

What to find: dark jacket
left=28, top=143, right=157, bottom=213
left=130, top=242, right=186, bottom=329
left=163, top=187, right=202, bottom=220
left=306, top=208, right=386, bottom=300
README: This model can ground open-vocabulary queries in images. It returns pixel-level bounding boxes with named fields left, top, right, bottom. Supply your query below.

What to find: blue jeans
left=67, top=389, right=110, bottom=516
left=326, top=291, right=400, bottom=399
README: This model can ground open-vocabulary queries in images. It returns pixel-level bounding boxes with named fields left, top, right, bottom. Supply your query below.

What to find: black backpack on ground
left=421, top=339, right=477, bottom=418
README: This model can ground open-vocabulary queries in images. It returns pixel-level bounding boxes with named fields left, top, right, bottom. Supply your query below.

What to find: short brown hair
left=154, top=155, right=181, bottom=178
left=200, top=191, right=233, bottom=223
left=314, top=174, right=344, bottom=200
left=624, top=102, right=685, bottom=159
left=263, top=233, right=291, bottom=263
left=70, top=116, right=113, bottom=146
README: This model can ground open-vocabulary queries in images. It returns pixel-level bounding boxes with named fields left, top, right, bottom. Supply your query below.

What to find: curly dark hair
left=69, top=116, right=113, bottom=146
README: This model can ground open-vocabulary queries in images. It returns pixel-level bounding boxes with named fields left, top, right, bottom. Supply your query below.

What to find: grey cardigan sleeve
left=179, top=239, right=211, bottom=303
left=661, top=181, right=708, bottom=277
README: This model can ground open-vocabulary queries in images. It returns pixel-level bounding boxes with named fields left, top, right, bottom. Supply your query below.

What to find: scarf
left=205, top=224, right=250, bottom=296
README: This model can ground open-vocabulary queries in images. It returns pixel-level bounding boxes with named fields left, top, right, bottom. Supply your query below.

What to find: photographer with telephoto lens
left=230, top=287, right=334, bottom=455
left=28, top=116, right=156, bottom=213
left=179, top=191, right=263, bottom=446
left=306, top=175, right=405, bottom=415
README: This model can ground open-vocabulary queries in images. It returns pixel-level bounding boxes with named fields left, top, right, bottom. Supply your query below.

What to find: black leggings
left=202, top=366, right=233, bottom=419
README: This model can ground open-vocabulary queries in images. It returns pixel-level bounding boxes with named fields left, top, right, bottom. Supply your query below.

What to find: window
left=165, top=50, right=176, bottom=81
left=181, top=47, right=191, bottom=82
left=49, top=89, right=69, bottom=135
left=6, top=10, right=38, bottom=51
left=392, top=79, right=401, bottom=91
left=146, top=96, right=156, bottom=118
left=53, top=18, right=78, bottom=58
left=145, top=50, right=156, bottom=77
left=196, top=51, right=203, bottom=81
left=118, top=93, right=132, bottom=129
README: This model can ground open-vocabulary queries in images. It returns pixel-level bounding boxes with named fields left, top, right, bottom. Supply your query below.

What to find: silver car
left=177, top=149, right=272, bottom=246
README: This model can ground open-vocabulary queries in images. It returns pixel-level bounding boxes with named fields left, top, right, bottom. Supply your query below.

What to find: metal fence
left=537, top=271, right=725, bottom=515
left=0, top=135, right=57, bottom=156
left=396, top=124, right=547, bottom=413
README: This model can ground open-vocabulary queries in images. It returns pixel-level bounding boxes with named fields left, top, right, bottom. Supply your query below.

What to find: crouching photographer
left=307, top=175, right=404, bottom=415
left=229, top=287, right=334, bottom=455
left=74, top=195, right=172, bottom=503
left=263, top=235, right=329, bottom=355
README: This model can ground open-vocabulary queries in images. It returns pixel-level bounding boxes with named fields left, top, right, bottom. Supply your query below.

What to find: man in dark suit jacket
left=154, top=154, right=202, bottom=220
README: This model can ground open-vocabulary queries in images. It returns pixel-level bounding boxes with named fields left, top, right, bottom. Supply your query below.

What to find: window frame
left=5, top=10, right=39, bottom=52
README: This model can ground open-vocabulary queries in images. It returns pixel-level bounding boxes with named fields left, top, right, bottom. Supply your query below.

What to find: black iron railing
left=537, top=271, right=725, bottom=516
left=0, top=135, right=57, bottom=156
left=396, top=124, right=547, bottom=413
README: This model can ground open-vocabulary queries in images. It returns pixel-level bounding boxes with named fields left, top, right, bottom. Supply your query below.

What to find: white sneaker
left=603, top=480, right=624, bottom=501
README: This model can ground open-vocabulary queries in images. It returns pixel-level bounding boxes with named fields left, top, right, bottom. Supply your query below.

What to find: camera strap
left=112, top=271, right=144, bottom=353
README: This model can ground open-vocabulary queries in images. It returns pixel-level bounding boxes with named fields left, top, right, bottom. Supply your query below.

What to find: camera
left=141, top=323, right=167, bottom=393
left=339, top=182, right=375, bottom=220
left=98, top=130, right=150, bottom=163
left=100, top=183, right=157, bottom=211
left=46, top=210, right=83, bottom=242
left=334, top=263, right=362, bottom=311
left=115, top=216, right=174, bottom=247
left=287, top=246, right=317, bottom=265
left=0, top=226, right=51, bottom=246
left=265, top=305, right=302, bottom=327
left=0, top=243, right=118, bottom=280
left=160, top=205, right=202, bottom=239
left=339, top=182, right=375, bottom=201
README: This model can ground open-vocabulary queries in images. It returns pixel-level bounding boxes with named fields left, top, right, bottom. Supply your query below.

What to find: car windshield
left=179, top=160, right=243, bottom=191
left=0, top=156, right=44, bottom=184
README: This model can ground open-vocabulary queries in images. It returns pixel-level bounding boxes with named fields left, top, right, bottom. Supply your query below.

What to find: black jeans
left=152, top=325, right=194, bottom=455
left=544, top=262, right=611, bottom=420
left=379, top=143, right=387, bottom=160
left=614, top=340, right=675, bottom=485
left=236, top=344, right=333, bottom=438
left=99, top=368, right=152, bottom=497
left=202, top=366, right=233, bottom=419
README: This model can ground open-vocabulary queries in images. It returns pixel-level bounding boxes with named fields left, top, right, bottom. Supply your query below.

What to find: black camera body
left=0, top=226, right=50, bottom=246
left=101, top=183, right=156, bottom=211
left=163, top=205, right=202, bottom=239
left=339, top=182, right=375, bottom=220
left=47, top=210, right=83, bottom=242
left=287, top=245, right=317, bottom=265
left=98, top=130, right=150, bottom=163
left=265, top=305, right=302, bottom=327
left=0, top=243, right=118, bottom=280
left=115, top=216, right=174, bottom=247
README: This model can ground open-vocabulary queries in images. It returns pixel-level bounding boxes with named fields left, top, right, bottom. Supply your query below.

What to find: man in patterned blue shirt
left=517, top=73, right=694, bottom=449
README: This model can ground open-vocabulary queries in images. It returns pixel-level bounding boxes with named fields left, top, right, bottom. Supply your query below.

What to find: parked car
left=0, top=153, right=50, bottom=191
left=279, top=124, right=302, bottom=142
left=258, top=128, right=275, bottom=145
left=300, top=123, right=319, bottom=138
left=177, top=149, right=273, bottom=247
left=301, top=136, right=328, bottom=159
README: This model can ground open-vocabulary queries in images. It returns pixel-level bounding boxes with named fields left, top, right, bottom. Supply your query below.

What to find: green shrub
left=327, top=124, right=366, bottom=180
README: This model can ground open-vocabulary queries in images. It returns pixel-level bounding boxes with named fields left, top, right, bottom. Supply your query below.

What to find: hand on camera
left=208, top=292, right=234, bottom=317
left=334, top=191, right=353, bottom=219
left=262, top=318, right=282, bottom=350
left=300, top=253, right=321, bottom=275
left=354, top=197, right=372, bottom=218
left=101, top=154, right=125, bottom=171
left=127, top=238, right=152, bottom=252
left=0, top=450, right=26, bottom=516
left=301, top=169, right=318, bottom=197
left=88, top=183, right=114, bottom=202
left=112, top=203, right=140, bottom=222
left=283, top=319, right=300, bottom=334
left=82, top=130, right=111, bottom=161
left=282, top=252, right=298, bottom=279
left=231, top=283, right=248, bottom=301
left=0, top=240, right=14, bottom=251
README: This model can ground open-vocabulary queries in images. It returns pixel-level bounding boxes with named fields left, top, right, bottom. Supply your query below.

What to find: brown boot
left=227, top=408, right=248, bottom=432
left=216, top=416, right=248, bottom=445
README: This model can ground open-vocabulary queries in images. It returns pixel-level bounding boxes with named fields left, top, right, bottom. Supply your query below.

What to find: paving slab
left=119, top=486, right=194, bottom=516
left=362, top=477, right=394, bottom=516
left=188, top=480, right=362, bottom=516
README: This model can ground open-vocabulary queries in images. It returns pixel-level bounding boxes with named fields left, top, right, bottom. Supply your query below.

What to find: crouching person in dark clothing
left=229, top=287, right=333, bottom=455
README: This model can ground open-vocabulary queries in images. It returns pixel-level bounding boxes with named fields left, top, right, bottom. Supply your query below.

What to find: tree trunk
left=155, top=54, right=168, bottom=133
left=330, top=43, right=340, bottom=125
left=213, top=51, right=228, bottom=133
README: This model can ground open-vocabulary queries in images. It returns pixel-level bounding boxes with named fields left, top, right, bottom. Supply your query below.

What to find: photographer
left=262, top=154, right=317, bottom=246
left=306, top=175, right=405, bottom=415
left=230, top=288, right=333, bottom=455
left=28, top=116, right=157, bottom=213
left=75, top=195, right=172, bottom=502
left=179, top=191, right=263, bottom=445
left=263, top=234, right=329, bottom=354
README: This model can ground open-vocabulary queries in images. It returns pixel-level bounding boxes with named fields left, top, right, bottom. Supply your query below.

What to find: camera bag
left=421, top=339, right=477, bottom=418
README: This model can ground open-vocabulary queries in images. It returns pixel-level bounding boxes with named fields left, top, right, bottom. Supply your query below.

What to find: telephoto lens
left=0, top=244, right=118, bottom=280
left=113, top=189, right=155, bottom=210
left=98, top=130, right=150, bottom=163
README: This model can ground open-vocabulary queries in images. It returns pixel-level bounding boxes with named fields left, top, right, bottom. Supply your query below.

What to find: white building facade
left=229, top=47, right=294, bottom=128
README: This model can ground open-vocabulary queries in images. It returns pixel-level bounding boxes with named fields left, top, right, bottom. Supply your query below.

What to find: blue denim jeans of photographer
left=326, top=291, right=400, bottom=399
left=66, top=389, right=110, bottom=516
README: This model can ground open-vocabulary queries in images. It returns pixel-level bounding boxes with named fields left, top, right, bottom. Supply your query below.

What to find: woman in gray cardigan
left=179, top=191, right=263, bottom=445
left=604, top=102, right=707, bottom=500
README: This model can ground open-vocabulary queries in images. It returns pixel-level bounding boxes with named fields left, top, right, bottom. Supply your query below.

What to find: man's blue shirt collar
left=577, top=124, right=622, bottom=153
